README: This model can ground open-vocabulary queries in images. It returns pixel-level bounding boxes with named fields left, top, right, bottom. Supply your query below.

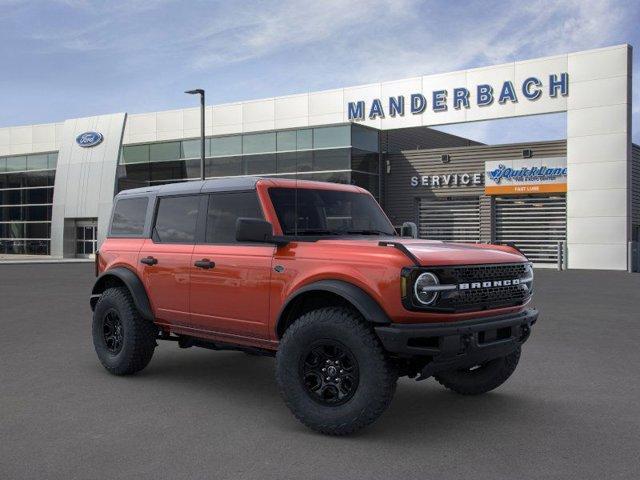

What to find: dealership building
left=0, top=44, right=637, bottom=270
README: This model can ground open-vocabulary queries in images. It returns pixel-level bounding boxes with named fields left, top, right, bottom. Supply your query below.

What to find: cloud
left=1, top=0, right=637, bottom=142
left=189, top=0, right=417, bottom=70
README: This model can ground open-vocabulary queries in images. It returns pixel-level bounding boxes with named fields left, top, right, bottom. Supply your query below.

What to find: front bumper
left=374, top=309, right=538, bottom=379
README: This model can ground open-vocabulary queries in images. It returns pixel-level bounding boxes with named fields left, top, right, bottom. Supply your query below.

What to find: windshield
left=268, top=187, right=396, bottom=236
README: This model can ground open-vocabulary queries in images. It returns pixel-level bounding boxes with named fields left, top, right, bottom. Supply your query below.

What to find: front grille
left=448, top=263, right=528, bottom=283
left=424, top=263, right=531, bottom=312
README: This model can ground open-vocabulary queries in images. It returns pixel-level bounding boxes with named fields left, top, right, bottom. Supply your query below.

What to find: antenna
left=294, top=134, right=299, bottom=236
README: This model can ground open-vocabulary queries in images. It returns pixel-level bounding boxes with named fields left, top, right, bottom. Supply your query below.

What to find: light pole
left=185, top=88, right=205, bottom=181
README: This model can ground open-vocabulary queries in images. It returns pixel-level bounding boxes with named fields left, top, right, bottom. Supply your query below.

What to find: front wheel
left=276, top=307, right=397, bottom=436
left=92, top=287, right=157, bottom=375
left=434, top=347, right=521, bottom=395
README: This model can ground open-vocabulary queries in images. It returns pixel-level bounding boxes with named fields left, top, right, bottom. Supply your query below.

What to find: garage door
left=494, top=195, right=567, bottom=264
left=418, top=196, right=480, bottom=242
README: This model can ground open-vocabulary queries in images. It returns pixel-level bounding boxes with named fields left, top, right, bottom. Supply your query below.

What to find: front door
left=76, top=220, right=98, bottom=258
left=138, top=194, right=203, bottom=325
left=189, top=191, right=274, bottom=340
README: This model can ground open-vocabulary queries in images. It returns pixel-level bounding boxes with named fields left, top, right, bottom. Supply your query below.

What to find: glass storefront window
left=275, top=151, right=314, bottom=173
left=211, top=136, right=241, bottom=157
left=206, top=156, right=242, bottom=177
left=48, top=153, right=58, bottom=169
left=352, top=125, right=379, bottom=152
left=351, top=149, right=380, bottom=174
left=150, top=142, right=181, bottom=162
left=181, top=139, right=210, bottom=159
left=0, top=154, right=57, bottom=254
left=313, top=148, right=350, bottom=171
left=0, top=221, right=25, bottom=238
left=243, top=133, right=276, bottom=154
left=7, top=188, right=53, bottom=204
left=6, top=156, right=27, bottom=172
left=26, top=240, right=50, bottom=255
left=151, top=160, right=191, bottom=182
left=278, top=172, right=351, bottom=183
left=122, top=145, right=150, bottom=164
left=276, top=152, right=297, bottom=173
left=181, top=139, right=198, bottom=159
left=297, top=129, right=313, bottom=150
left=0, top=205, right=52, bottom=222
left=27, top=222, right=51, bottom=238
left=277, top=131, right=297, bottom=151
left=245, top=154, right=276, bottom=175
left=26, top=170, right=55, bottom=187
left=184, top=159, right=202, bottom=179
left=26, top=154, right=49, bottom=171
left=0, top=153, right=57, bottom=173
left=313, top=126, right=350, bottom=149
left=351, top=171, right=380, bottom=198
left=118, top=163, right=150, bottom=182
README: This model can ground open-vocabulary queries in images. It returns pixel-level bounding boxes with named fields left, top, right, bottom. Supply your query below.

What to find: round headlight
left=414, top=272, right=440, bottom=305
left=523, top=263, right=534, bottom=291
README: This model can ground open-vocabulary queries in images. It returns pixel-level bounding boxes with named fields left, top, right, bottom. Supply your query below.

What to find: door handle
left=194, top=259, right=215, bottom=269
left=140, top=256, right=158, bottom=266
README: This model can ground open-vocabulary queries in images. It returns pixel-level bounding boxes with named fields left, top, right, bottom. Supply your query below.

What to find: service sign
left=485, top=157, right=567, bottom=195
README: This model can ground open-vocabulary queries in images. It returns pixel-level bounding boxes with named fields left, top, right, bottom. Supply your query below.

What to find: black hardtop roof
left=114, top=177, right=365, bottom=200
left=115, top=177, right=260, bottom=198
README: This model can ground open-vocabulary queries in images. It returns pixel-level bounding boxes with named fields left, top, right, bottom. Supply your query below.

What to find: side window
left=153, top=195, right=200, bottom=243
left=110, top=197, right=148, bottom=236
left=206, top=192, right=263, bottom=244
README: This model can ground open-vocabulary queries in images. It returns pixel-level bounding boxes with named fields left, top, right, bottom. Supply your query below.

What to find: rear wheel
left=276, top=307, right=397, bottom=435
left=92, top=287, right=157, bottom=375
left=434, top=347, right=521, bottom=395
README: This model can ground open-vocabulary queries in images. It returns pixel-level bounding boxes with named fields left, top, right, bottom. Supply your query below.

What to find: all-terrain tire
left=434, top=347, right=521, bottom=395
left=92, top=287, right=157, bottom=376
left=276, top=307, right=397, bottom=436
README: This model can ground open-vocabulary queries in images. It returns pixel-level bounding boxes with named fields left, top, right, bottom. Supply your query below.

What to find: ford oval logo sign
left=76, top=131, right=103, bottom=148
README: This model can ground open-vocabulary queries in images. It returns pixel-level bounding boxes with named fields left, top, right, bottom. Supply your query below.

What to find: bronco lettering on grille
left=458, top=279, right=521, bottom=290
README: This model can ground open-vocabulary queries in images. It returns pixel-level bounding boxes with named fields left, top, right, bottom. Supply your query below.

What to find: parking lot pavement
left=1, top=263, right=639, bottom=480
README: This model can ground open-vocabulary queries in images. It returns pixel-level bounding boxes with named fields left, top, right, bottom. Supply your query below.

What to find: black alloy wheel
left=299, top=340, right=359, bottom=406
left=276, top=307, right=398, bottom=435
left=92, top=287, right=157, bottom=375
left=102, top=309, right=124, bottom=355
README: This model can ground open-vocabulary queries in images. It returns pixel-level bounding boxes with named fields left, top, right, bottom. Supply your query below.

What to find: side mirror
left=401, top=221, right=418, bottom=239
left=236, top=218, right=288, bottom=246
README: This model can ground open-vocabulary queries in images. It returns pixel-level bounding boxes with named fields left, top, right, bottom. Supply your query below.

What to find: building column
left=566, top=45, right=632, bottom=270
left=50, top=113, right=126, bottom=258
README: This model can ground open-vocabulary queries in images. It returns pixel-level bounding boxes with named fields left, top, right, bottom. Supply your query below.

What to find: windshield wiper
left=292, top=229, right=341, bottom=236
left=343, top=229, right=393, bottom=236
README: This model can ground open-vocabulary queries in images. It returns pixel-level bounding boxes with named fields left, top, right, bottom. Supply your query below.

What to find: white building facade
left=0, top=45, right=635, bottom=270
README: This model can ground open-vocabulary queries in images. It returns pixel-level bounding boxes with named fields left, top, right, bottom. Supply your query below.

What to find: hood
left=316, top=237, right=527, bottom=266
left=397, top=239, right=527, bottom=266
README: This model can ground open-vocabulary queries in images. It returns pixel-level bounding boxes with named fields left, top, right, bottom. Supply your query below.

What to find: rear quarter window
left=153, top=195, right=200, bottom=243
left=110, top=197, right=149, bottom=236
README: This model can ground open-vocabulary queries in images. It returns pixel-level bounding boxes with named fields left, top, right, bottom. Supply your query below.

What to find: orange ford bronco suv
left=91, top=177, right=536, bottom=435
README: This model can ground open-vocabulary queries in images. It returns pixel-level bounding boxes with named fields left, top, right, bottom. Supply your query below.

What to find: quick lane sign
left=348, top=73, right=568, bottom=120
left=485, top=157, right=567, bottom=195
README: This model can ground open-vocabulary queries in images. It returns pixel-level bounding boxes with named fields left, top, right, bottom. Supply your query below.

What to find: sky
left=0, top=0, right=638, bottom=144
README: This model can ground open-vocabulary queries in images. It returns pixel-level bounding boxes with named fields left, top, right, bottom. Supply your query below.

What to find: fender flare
left=90, top=267, right=154, bottom=321
left=276, top=279, right=391, bottom=338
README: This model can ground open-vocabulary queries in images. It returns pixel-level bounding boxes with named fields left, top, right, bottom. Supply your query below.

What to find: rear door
left=189, top=191, right=274, bottom=339
left=138, top=194, right=204, bottom=325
